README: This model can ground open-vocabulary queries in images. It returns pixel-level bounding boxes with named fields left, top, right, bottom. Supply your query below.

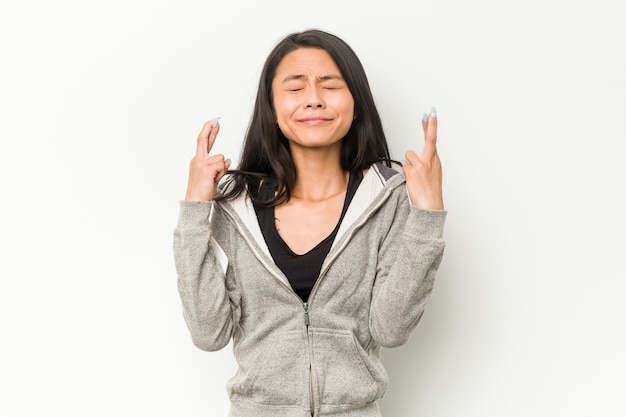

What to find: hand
left=185, top=118, right=231, bottom=202
left=403, top=108, right=444, bottom=210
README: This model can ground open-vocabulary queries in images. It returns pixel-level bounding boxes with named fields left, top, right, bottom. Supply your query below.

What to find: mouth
left=298, top=117, right=332, bottom=125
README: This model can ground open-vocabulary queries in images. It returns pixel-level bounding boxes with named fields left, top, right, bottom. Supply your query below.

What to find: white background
left=1, top=0, right=625, bottom=416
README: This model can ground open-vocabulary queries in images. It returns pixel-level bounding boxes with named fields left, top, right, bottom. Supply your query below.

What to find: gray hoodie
left=174, top=163, right=447, bottom=417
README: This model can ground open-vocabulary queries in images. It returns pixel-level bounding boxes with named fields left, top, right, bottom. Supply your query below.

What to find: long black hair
left=218, top=29, right=392, bottom=206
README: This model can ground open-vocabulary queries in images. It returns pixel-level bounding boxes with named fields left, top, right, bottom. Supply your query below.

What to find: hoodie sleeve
left=173, top=201, right=235, bottom=352
left=369, top=191, right=447, bottom=348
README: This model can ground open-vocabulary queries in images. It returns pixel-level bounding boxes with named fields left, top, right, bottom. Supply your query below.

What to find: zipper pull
left=303, top=302, right=310, bottom=327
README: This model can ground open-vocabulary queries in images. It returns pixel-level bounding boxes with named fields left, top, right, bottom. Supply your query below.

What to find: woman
left=174, top=29, right=446, bottom=417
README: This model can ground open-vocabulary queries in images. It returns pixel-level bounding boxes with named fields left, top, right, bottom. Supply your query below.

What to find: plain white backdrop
left=1, top=0, right=625, bottom=415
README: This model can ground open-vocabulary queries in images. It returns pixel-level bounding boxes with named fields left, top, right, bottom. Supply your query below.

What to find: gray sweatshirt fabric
left=173, top=163, right=447, bottom=417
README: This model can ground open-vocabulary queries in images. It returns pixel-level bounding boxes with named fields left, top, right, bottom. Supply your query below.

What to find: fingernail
left=212, top=117, right=221, bottom=128
left=422, top=113, right=429, bottom=124
left=225, top=158, right=231, bottom=165
left=430, top=107, right=437, bottom=118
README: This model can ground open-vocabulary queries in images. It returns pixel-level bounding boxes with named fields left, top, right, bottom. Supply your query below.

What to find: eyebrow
left=280, top=74, right=344, bottom=83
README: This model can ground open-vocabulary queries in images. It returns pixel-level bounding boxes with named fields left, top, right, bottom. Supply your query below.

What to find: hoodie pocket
left=310, top=329, right=385, bottom=406
left=228, top=330, right=309, bottom=407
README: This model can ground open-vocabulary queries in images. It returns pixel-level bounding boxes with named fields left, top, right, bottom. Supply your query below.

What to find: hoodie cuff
left=177, top=200, right=213, bottom=230
left=404, top=206, right=447, bottom=240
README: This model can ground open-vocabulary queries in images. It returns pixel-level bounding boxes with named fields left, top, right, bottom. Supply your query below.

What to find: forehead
left=274, top=48, right=341, bottom=79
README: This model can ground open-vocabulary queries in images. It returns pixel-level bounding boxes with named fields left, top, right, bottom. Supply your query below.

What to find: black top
left=253, top=171, right=364, bottom=301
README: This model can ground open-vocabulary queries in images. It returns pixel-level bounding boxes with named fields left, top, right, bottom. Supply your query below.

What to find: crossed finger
left=195, top=117, right=221, bottom=158
left=421, top=108, right=438, bottom=159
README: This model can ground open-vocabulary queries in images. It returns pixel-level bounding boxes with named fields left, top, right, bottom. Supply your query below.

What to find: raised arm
left=370, top=109, right=446, bottom=347
left=174, top=119, right=235, bottom=351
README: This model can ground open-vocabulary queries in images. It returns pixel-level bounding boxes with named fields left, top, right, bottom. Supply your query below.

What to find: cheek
left=333, top=93, right=355, bottom=117
left=339, top=98, right=355, bottom=121
left=272, top=99, right=292, bottom=137
left=273, top=96, right=296, bottom=121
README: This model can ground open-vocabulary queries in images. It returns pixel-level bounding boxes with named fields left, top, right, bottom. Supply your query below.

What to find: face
left=272, top=48, right=355, bottom=151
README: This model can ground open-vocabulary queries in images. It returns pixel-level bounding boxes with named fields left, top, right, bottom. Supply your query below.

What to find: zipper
left=303, top=302, right=310, bottom=326
left=309, top=364, right=314, bottom=417
left=304, top=302, right=314, bottom=416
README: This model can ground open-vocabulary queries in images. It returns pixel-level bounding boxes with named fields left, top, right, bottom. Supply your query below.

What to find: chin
left=290, top=136, right=343, bottom=149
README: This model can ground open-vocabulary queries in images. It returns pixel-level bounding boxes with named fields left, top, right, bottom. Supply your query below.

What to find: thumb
left=215, top=158, right=231, bottom=184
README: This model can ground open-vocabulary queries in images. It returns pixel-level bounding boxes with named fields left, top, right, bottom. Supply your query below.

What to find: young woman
left=174, top=29, right=446, bottom=417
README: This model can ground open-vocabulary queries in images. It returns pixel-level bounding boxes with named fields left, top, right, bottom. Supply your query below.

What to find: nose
left=304, top=87, right=324, bottom=109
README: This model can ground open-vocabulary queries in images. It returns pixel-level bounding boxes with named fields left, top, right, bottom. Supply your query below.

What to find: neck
left=289, top=144, right=347, bottom=201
